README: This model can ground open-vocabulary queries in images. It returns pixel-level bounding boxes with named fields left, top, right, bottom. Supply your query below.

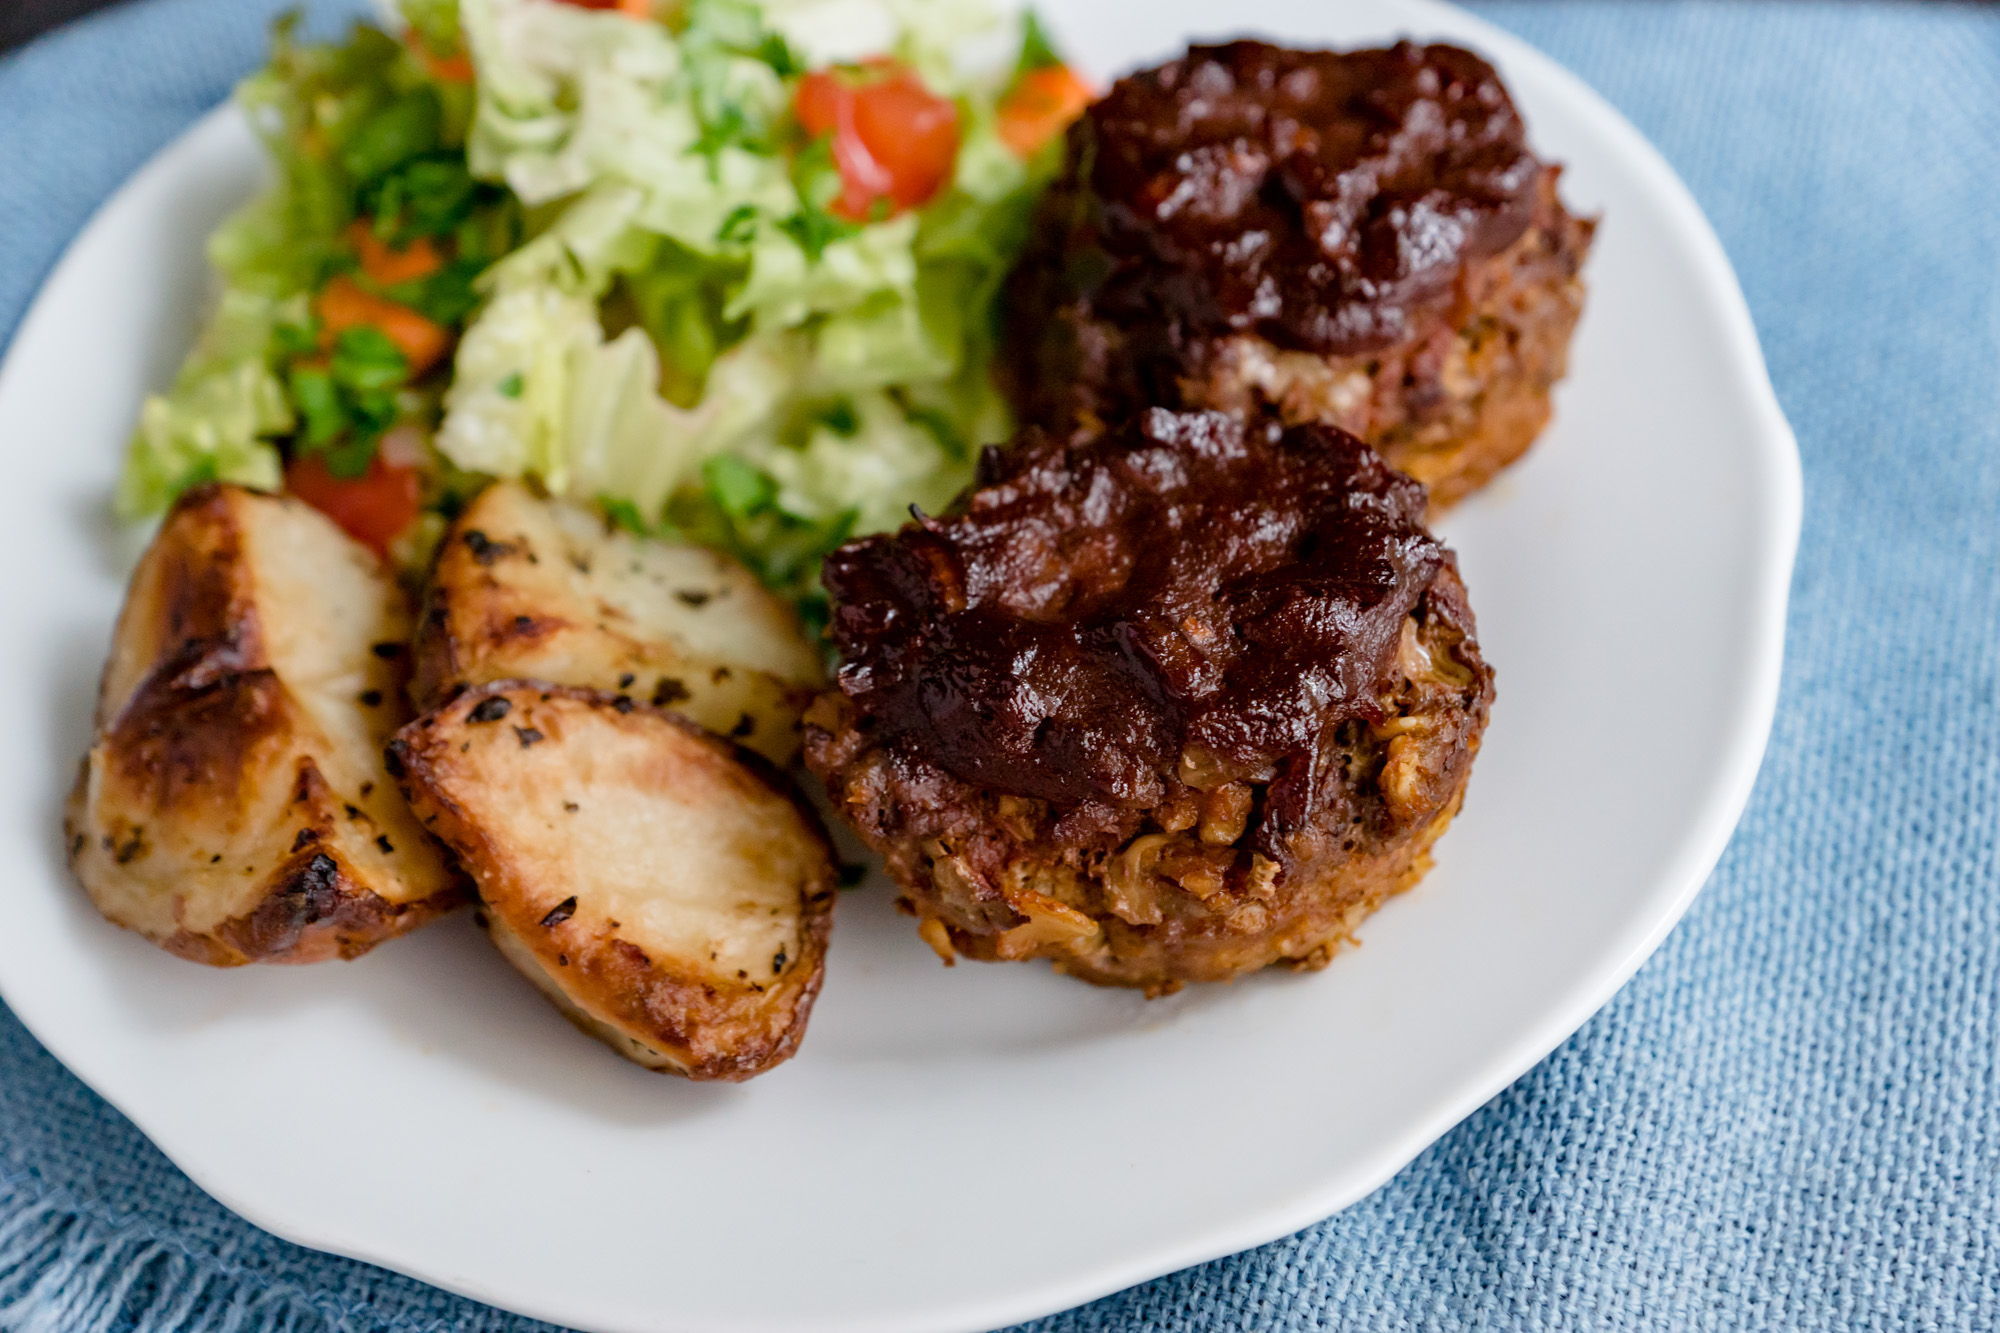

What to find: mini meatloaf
left=1001, top=40, right=1594, bottom=509
left=805, top=409, right=1494, bottom=992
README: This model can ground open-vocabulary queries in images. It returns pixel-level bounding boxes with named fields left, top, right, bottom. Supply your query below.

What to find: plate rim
left=0, top=2, right=1803, bottom=1329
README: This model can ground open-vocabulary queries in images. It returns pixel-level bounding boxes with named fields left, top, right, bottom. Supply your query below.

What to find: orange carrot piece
left=403, top=29, right=474, bottom=83
left=998, top=65, right=1094, bottom=158
left=347, top=222, right=444, bottom=286
left=315, top=276, right=452, bottom=377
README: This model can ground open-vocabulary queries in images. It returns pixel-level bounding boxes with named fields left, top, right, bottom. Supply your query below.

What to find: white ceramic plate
left=0, top=2, right=1799, bottom=1330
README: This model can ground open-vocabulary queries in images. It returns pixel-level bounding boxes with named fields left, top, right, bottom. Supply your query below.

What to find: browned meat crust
left=806, top=410, right=1494, bottom=991
left=1002, top=40, right=1595, bottom=508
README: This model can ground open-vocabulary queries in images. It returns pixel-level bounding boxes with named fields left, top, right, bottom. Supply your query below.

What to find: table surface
left=0, top=0, right=117, bottom=51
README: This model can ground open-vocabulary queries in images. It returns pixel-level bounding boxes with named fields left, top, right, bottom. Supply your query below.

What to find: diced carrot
left=315, top=276, right=452, bottom=377
left=347, top=222, right=444, bottom=286
left=998, top=64, right=1094, bottom=157
left=402, top=30, right=474, bottom=83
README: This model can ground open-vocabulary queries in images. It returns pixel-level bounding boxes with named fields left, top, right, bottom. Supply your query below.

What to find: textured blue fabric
left=3, top=1, right=1997, bottom=1328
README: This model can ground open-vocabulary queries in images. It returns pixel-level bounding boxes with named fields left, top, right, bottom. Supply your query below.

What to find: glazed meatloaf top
left=821, top=409, right=1453, bottom=853
left=1047, top=40, right=1544, bottom=356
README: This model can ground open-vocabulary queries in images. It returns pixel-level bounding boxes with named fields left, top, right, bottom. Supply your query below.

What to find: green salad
left=124, top=0, right=1085, bottom=628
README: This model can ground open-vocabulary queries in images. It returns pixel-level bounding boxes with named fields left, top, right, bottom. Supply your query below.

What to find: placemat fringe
left=0, top=1183, right=322, bottom=1333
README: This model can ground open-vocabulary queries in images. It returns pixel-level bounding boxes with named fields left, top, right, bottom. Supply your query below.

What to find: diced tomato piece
left=286, top=450, right=423, bottom=557
left=315, top=276, right=452, bottom=376
left=793, top=68, right=843, bottom=136
left=998, top=64, right=1094, bottom=157
left=794, top=61, right=960, bottom=220
left=852, top=73, right=960, bottom=208
left=347, top=222, right=444, bottom=286
left=556, top=0, right=650, bottom=14
left=795, top=70, right=887, bottom=218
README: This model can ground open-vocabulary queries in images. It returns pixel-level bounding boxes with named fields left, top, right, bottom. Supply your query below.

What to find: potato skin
left=389, top=682, right=836, bottom=1081
left=66, top=484, right=463, bottom=965
left=411, top=483, right=822, bottom=764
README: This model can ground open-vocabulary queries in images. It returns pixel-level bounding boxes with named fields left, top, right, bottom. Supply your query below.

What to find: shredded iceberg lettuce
left=434, top=0, right=1054, bottom=615
left=121, top=0, right=1066, bottom=625
left=117, top=289, right=297, bottom=514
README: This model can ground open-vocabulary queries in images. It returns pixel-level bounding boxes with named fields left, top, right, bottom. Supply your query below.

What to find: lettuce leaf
left=117, top=289, right=299, bottom=515
left=441, top=273, right=804, bottom=517
left=119, top=11, right=499, bottom=516
left=435, top=0, right=1056, bottom=576
left=124, top=0, right=1069, bottom=624
left=757, top=387, right=973, bottom=533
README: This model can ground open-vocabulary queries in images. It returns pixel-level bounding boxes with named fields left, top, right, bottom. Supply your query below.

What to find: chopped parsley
left=1015, top=10, right=1063, bottom=76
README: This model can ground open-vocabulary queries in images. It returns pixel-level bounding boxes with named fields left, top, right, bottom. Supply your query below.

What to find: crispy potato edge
left=388, top=680, right=836, bottom=1081
left=66, top=483, right=467, bottom=965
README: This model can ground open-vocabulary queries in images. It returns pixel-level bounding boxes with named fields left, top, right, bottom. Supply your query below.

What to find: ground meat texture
left=1002, top=40, right=1595, bottom=509
left=806, top=410, right=1494, bottom=991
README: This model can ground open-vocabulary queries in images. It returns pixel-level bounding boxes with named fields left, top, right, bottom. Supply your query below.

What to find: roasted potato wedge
left=389, top=682, right=835, bottom=1080
left=66, top=484, right=461, bottom=965
left=412, top=483, right=822, bottom=763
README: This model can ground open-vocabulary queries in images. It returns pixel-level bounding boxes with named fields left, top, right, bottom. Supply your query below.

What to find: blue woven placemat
left=4, top=2, right=1997, bottom=1329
